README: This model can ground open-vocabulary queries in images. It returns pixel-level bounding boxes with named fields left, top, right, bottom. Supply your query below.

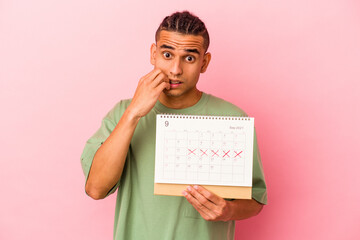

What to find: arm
left=85, top=69, right=170, bottom=200
left=183, top=185, right=263, bottom=221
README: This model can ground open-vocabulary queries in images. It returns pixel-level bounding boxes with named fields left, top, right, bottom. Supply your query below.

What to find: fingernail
left=194, top=185, right=199, bottom=190
left=187, top=186, right=192, bottom=191
left=182, top=191, right=188, bottom=196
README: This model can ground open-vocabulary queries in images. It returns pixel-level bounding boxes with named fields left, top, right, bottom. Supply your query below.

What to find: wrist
left=123, top=107, right=142, bottom=124
left=224, top=200, right=235, bottom=221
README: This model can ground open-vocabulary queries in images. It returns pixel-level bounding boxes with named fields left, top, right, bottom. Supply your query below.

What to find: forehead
left=157, top=30, right=205, bottom=53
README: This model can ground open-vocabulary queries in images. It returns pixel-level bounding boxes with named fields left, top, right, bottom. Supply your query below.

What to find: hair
left=155, top=11, right=210, bottom=52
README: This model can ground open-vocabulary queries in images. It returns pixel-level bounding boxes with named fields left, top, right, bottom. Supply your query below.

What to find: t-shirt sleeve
left=80, top=100, right=128, bottom=197
left=251, top=128, right=268, bottom=204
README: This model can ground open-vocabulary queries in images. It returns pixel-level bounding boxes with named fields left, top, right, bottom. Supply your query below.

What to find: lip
left=169, top=79, right=183, bottom=88
left=169, top=79, right=182, bottom=84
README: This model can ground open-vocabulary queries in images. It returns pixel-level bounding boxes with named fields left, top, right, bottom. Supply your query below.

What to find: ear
left=150, top=43, right=157, bottom=65
left=200, top=52, right=211, bottom=73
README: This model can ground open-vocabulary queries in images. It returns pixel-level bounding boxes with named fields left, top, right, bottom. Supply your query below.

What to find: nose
left=170, top=57, right=183, bottom=76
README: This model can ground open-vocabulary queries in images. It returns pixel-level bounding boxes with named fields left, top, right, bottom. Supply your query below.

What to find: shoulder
left=104, top=98, right=132, bottom=122
left=112, top=98, right=132, bottom=111
left=204, top=93, right=248, bottom=116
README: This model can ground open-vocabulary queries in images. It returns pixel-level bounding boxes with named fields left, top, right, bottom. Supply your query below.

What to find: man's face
left=151, top=30, right=211, bottom=100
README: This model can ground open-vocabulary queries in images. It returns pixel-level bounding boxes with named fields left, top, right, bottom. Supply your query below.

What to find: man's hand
left=86, top=69, right=169, bottom=200
left=127, top=69, right=170, bottom=119
left=183, top=185, right=263, bottom=221
left=182, top=185, right=232, bottom=221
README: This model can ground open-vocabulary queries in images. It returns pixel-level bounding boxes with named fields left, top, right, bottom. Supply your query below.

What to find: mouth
left=169, top=79, right=182, bottom=88
left=169, top=79, right=182, bottom=84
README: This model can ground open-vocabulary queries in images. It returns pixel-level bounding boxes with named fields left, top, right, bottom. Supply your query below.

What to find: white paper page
left=155, top=115, right=254, bottom=187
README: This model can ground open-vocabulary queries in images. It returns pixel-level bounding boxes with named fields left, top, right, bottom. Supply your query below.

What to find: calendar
left=155, top=114, right=254, bottom=190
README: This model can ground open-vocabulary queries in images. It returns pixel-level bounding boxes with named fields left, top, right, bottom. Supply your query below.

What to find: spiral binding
left=158, top=113, right=251, bottom=121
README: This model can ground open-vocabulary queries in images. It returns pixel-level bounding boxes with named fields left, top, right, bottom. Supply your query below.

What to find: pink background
left=1, top=0, right=359, bottom=239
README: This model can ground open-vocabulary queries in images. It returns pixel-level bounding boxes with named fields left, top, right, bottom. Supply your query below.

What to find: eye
left=163, top=52, right=171, bottom=59
left=186, top=56, right=195, bottom=62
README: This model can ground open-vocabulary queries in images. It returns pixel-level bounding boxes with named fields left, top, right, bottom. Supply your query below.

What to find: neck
left=159, top=90, right=202, bottom=109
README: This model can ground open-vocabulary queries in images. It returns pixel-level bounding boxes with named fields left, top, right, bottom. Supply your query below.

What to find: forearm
left=85, top=108, right=140, bottom=199
left=227, top=199, right=263, bottom=220
left=85, top=69, right=169, bottom=200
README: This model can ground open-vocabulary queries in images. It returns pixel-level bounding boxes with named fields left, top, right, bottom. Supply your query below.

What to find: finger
left=140, top=69, right=162, bottom=83
left=151, top=72, right=168, bottom=88
left=182, top=190, right=216, bottom=220
left=185, top=186, right=217, bottom=211
left=154, top=81, right=170, bottom=94
left=192, top=185, right=224, bottom=205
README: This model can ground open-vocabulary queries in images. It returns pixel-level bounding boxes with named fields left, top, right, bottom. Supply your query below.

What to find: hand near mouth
left=127, top=69, right=170, bottom=119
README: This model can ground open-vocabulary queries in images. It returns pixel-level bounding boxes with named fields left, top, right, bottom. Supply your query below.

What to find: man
left=81, top=11, right=267, bottom=240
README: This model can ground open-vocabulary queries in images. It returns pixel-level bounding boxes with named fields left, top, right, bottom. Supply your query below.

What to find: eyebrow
left=160, top=44, right=200, bottom=55
left=185, top=48, right=200, bottom=54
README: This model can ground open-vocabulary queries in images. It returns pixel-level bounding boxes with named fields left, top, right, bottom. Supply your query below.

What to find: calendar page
left=155, top=114, right=254, bottom=187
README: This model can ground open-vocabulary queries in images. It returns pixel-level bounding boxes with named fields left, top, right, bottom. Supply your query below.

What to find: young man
left=81, top=11, right=267, bottom=240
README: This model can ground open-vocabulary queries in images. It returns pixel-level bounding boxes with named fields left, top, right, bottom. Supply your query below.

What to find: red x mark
left=234, top=151, right=243, bottom=158
left=211, top=150, right=219, bottom=157
left=188, top=149, right=196, bottom=155
left=200, top=149, right=208, bottom=156
left=223, top=150, right=230, bottom=157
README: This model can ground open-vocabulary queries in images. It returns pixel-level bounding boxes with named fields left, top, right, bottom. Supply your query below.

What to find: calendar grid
left=155, top=115, right=254, bottom=187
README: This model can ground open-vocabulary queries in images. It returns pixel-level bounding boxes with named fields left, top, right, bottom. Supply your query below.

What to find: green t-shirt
left=81, top=93, right=267, bottom=240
